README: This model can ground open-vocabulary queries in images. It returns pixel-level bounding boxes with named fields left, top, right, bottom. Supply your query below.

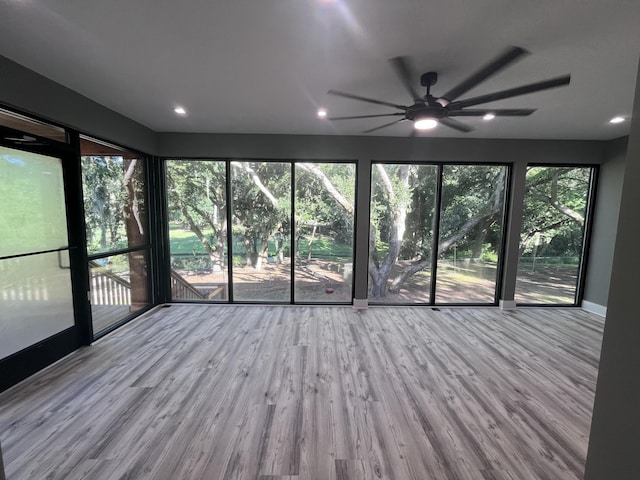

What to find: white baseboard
left=582, top=300, right=607, bottom=317
left=499, top=299, right=517, bottom=310
left=353, top=298, right=368, bottom=310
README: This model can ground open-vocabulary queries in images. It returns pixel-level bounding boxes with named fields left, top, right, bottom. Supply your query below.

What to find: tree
left=295, top=163, right=355, bottom=263
left=369, top=164, right=507, bottom=297
left=163, top=160, right=519, bottom=299
left=81, top=155, right=127, bottom=252
left=123, top=157, right=147, bottom=309
left=519, top=166, right=590, bottom=258
left=166, top=161, right=227, bottom=271
left=230, top=161, right=290, bottom=269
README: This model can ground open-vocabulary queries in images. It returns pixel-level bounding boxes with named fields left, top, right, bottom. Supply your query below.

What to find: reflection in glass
left=515, top=166, right=592, bottom=304
left=231, top=161, right=291, bottom=302
left=0, top=107, right=67, bottom=143
left=0, top=146, right=68, bottom=257
left=166, top=160, right=229, bottom=301
left=369, top=164, right=438, bottom=303
left=0, top=252, right=74, bottom=358
left=294, top=163, right=355, bottom=302
left=89, top=251, right=149, bottom=333
left=435, top=165, right=507, bottom=303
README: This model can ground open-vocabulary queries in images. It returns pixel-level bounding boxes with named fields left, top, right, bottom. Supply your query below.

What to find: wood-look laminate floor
left=0, top=305, right=604, bottom=480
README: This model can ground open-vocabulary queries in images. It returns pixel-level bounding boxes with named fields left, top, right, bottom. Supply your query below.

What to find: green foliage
left=371, top=164, right=507, bottom=264
left=166, top=161, right=356, bottom=269
left=82, top=155, right=146, bottom=254
left=480, top=244, right=499, bottom=263
left=520, top=166, right=591, bottom=258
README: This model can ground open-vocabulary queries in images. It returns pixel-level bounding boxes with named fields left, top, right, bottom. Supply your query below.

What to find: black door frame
left=0, top=126, right=91, bottom=392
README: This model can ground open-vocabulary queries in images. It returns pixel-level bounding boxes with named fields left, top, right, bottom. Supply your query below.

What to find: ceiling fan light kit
left=327, top=46, right=571, bottom=134
left=414, top=118, right=438, bottom=130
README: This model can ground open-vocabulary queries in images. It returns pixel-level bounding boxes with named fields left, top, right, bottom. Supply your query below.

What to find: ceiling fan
left=326, top=46, right=571, bottom=133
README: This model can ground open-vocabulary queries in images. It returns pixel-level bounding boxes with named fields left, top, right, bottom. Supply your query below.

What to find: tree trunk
left=370, top=262, right=394, bottom=297
left=212, top=217, right=226, bottom=272
left=389, top=258, right=430, bottom=293
left=307, top=224, right=317, bottom=263
left=255, top=237, right=269, bottom=270
left=276, top=232, right=284, bottom=263
left=123, top=158, right=146, bottom=311
left=471, top=217, right=493, bottom=259
left=368, top=164, right=411, bottom=297
left=99, top=216, right=107, bottom=251
left=243, top=236, right=253, bottom=267
left=181, top=207, right=222, bottom=270
left=295, top=234, right=302, bottom=265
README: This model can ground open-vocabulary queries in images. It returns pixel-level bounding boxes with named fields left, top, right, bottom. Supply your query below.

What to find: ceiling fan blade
left=327, top=113, right=405, bottom=120
left=328, top=90, right=408, bottom=110
left=439, top=117, right=474, bottom=133
left=448, top=75, right=571, bottom=110
left=389, top=56, right=422, bottom=101
left=440, top=46, right=529, bottom=103
left=448, top=108, right=537, bottom=116
left=362, top=119, right=405, bottom=134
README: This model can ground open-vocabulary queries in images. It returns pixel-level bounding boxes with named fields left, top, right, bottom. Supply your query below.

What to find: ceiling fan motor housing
left=420, top=71, right=438, bottom=87
left=407, top=103, right=446, bottom=121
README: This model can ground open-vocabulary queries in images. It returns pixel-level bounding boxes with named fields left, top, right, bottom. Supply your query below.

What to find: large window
left=369, top=163, right=508, bottom=304
left=435, top=165, right=507, bottom=303
left=81, top=136, right=151, bottom=334
left=515, top=166, right=595, bottom=304
left=294, top=163, right=355, bottom=303
left=166, top=160, right=229, bottom=301
left=231, top=161, right=292, bottom=302
left=165, top=160, right=355, bottom=303
left=369, top=164, right=438, bottom=303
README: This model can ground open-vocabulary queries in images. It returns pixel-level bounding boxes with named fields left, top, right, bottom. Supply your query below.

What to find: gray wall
left=1, top=53, right=624, bottom=305
left=585, top=58, right=640, bottom=479
left=0, top=55, right=157, bottom=154
left=582, top=137, right=628, bottom=307
left=157, top=132, right=605, bottom=164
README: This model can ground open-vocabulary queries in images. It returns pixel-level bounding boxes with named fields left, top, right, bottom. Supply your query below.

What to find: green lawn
left=169, top=224, right=352, bottom=259
left=169, top=225, right=211, bottom=254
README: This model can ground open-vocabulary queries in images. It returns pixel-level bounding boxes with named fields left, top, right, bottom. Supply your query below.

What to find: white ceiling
left=1, top=0, right=639, bottom=140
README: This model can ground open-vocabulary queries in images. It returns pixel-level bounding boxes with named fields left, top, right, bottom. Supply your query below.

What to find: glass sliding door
left=0, top=145, right=75, bottom=358
left=294, top=162, right=355, bottom=303
left=435, top=165, right=508, bottom=303
left=515, top=166, right=595, bottom=304
left=369, top=163, right=438, bottom=303
left=81, top=136, right=151, bottom=334
left=231, top=161, right=291, bottom=302
left=166, top=160, right=229, bottom=301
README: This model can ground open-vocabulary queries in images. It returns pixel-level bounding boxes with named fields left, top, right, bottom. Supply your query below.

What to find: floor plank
left=0, top=305, right=603, bottom=479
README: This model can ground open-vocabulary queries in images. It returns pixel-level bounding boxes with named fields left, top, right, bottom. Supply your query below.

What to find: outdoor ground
left=173, top=259, right=578, bottom=304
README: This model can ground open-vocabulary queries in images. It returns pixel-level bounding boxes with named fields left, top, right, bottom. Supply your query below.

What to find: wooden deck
left=0, top=305, right=603, bottom=479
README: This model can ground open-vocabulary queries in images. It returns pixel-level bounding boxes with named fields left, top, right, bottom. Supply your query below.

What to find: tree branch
left=231, top=161, right=279, bottom=209
left=297, top=163, right=354, bottom=214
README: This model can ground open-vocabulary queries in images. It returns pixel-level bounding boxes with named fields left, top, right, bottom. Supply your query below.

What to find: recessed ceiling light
left=483, top=113, right=496, bottom=121
left=174, top=107, right=187, bottom=115
left=414, top=118, right=438, bottom=130
left=317, top=109, right=327, bottom=118
left=609, top=116, right=625, bottom=124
